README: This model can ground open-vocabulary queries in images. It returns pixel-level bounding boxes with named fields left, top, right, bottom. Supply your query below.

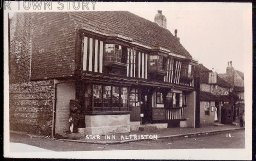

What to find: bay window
left=149, top=55, right=159, bottom=66
left=112, top=86, right=120, bottom=110
left=103, top=85, right=111, bottom=108
left=149, top=55, right=164, bottom=71
left=121, top=87, right=128, bottom=110
left=148, top=54, right=167, bottom=81
left=86, top=84, right=129, bottom=112
left=129, top=89, right=140, bottom=108
left=104, top=43, right=128, bottom=76
left=93, top=85, right=102, bottom=110
left=105, top=44, right=122, bottom=63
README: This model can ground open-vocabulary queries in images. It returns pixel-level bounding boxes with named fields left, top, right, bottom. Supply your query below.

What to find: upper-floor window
left=149, top=55, right=159, bottom=66
left=188, top=64, right=192, bottom=77
left=103, top=43, right=128, bottom=76
left=148, top=54, right=166, bottom=81
left=209, top=72, right=217, bottom=84
left=105, top=44, right=123, bottom=64
left=149, top=55, right=164, bottom=71
left=127, top=49, right=148, bottom=79
left=181, top=64, right=188, bottom=77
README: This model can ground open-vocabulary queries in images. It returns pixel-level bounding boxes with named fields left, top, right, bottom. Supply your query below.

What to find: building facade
left=9, top=11, right=198, bottom=137
left=219, top=61, right=244, bottom=121
left=198, top=64, right=233, bottom=126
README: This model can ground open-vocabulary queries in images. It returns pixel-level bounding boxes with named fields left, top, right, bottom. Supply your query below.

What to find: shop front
left=71, top=74, right=195, bottom=135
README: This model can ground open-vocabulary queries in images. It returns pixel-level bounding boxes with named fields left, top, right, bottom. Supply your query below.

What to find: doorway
left=141, top=88, right=153, bottom=124
left=55, top=82, right=76, bottom=135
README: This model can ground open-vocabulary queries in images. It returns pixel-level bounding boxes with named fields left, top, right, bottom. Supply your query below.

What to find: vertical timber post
left=194, top=64, right=201, bottom=128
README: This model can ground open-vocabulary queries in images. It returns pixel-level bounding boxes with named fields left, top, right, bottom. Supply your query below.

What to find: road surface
left=9, top=129, right=245, bottom=151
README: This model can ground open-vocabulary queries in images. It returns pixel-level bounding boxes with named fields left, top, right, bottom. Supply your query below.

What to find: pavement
left=11, top=124, right=244, bottom=144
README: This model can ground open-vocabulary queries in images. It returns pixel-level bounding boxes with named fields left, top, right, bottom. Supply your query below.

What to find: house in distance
left=198, top=64, right=235, bottom=126
left=9, top=11, right=199, bottom=137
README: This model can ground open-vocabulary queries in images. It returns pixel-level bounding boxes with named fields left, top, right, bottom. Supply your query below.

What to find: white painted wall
left=55, top=82, right=76, bottom=135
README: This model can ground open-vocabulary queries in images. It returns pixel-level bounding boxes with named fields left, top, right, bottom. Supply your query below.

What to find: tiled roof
left=218, top=70, right=244, bottom=87
left=197, top=64, right=231, bottom=88
left=234, top=86, right=244, bottom=92
left=218, top=73, right=227, bottom=79
left=68, top=11, right=192, bottom=58
left=217, top=76, right=231, bottom=88
left=14, top=12, right=193, bottom=80
left=198, top=64, right=212, bottom=72
left=198, top=64, right=211, bottom=83
left=235, top=70, right=244, bottom=80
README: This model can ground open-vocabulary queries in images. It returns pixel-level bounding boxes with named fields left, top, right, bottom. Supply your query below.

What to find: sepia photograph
left=4, top=1, right=252, bottom=160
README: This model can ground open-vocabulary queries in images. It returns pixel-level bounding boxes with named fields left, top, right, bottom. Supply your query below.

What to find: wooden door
left=142, top=89, right=153, bottom=124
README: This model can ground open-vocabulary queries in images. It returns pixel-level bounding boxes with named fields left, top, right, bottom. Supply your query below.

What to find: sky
left=95, top=2, right=251, bottom=73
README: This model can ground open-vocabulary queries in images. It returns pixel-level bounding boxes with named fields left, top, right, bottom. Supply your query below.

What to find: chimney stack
left=154, top=10, right=167, bottom=28
left=174, top=29, right=177, bottom=37
left=226, top=61, right=234, bottom=75
left=174, top=29, right=180, bottom=42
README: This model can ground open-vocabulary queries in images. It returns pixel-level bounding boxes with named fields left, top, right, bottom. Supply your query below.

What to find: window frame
left=88, top=84, right=129, bottom=112
left=204, top=102, right=210, bottom=116
left=156, top=91, right=164, bottom=104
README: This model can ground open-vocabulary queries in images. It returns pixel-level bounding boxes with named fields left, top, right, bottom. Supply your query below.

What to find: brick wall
left=9, top=13, right=32, bottom=83
left=30, top=12, right=77, bottom=80
left=9, top=80, right=54, bottom=136
left=9, top=12, right=77, bottom=82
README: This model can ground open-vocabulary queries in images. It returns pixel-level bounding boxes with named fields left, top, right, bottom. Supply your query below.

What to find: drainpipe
left=51, top=79, right=58, bottom=138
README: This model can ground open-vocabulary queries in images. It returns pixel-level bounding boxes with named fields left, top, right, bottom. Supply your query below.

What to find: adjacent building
left=198, top=64, right=233, bottom=125
left=9, top=11, right=198, bottom=137
left=219, top=61, right=244, bottom=121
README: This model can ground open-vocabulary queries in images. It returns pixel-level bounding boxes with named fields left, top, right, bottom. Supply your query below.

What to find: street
left=9, top=129, right=244, bottom=152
